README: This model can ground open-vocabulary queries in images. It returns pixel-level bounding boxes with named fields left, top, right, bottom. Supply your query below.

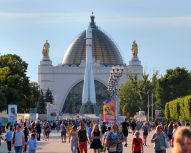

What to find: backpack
left=134, top=138, right=140, bottom=146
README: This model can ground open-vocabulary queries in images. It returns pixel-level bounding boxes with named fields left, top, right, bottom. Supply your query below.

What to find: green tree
left=165, top=95, right=191, bottom=121
left=0, top=91, right=6, bottom=111
left=0, top=54, right=30, bottom=112
left=138, top=74, right=152, bottom=112
left=151, top=71, right=160, bottom=109
left=37, top=90, right=46, bottom=114
left=119, top=73, right=151, bottom=116
left=164, top=102, right=170, bottom=120
left=44, top=88, right=54, bottom=103
left=156, top=67, right=191, bottom=110
left=28, top=82, right=40, bottom=108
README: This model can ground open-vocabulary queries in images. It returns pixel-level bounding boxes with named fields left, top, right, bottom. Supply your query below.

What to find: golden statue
left=132, top=41, right=138, bottom=58
left=42, top=40, right=50, bottom=57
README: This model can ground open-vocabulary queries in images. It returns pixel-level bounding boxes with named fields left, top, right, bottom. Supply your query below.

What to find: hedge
left=165, top=95, right=191, bottom=121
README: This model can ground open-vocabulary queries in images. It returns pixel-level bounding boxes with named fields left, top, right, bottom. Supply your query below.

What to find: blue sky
left=0, top=0, right=191, bottom=81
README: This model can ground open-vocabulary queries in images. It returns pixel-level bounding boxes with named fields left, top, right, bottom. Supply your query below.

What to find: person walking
left=90, top=124, right=102, bottom=153
left=42, top=123, right=46, bottom=140
left=101, top=122, right=107, bottom=136
left=60, top=121, right=67, bottom=143
left=142, top=122, right=149, bottom=146
left=6, top=126, right=13, bottom=153
left=167, top=122, right=174, bottom=147
left=12, top=125, right=25, bottom=153
left=27, top=133, right=37, bottom=153
left=35, top=121, right=42, bottom=141
left=105, top=124, right=125, bottom=153
left=44, top=122, right=51, bottom=141
left=23, top=122, right=29, bottom=153
left=122, top=118, right=129, bottom=147
left=103, top=127, right=111, bottom=145
left=173, top=126, right=191, bottom=153
left=69, top=126, right=78, bottom=153
left=78, top=122, right=89, bottom=153
left=88, top=122, right=94, bottom=143
left=56, top=120, right=60, bottom=133
left=132, top=131, right=143, bottom=153
left=131, top=120, right=137, bottom=135
left=151, top=125, right=169, bottom=153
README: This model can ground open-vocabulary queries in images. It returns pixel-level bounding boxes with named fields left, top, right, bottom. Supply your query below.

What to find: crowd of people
left=1, top=119, right=191, bottom=153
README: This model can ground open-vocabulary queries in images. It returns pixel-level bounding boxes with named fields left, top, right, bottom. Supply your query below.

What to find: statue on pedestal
left=42, top=40, right=50, bottom=57
left=132, top=41, right=138, bottom=58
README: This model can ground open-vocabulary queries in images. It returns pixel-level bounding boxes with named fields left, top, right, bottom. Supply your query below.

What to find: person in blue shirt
left=6, top=126, right=13, bottom=153
left=151, top=125, right=169, bottom=153
left=27, top=133, right=37, bottom=153
left=88, top=122, right=94, bottom=143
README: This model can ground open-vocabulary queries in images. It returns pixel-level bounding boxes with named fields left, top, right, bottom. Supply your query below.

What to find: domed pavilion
left=38, top=14, right=143, bottom=115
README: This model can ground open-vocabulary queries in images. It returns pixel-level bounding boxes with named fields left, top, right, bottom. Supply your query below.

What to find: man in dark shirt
left=101, top=122, right=107, bottom=135
left=78, top=122, right=89, bottom=153
left=131, top=120, right=137, bottom=135
left=122, top=118, right=129, bottom=147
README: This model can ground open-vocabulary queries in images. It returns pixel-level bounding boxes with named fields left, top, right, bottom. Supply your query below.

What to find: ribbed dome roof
left=62, top=15, right=123, bottom=66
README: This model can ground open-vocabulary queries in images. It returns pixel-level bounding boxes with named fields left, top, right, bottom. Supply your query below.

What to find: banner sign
left=155, top=110, right=162, bottom=120
left=8, top=105, right=17, bottom=123
left=103, top=99, right=115, bottom=122
left=29, top=108, right=37, bottom=122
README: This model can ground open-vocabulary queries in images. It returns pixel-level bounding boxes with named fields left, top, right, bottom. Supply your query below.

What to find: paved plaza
left=0, top=130, right=172, bottom=153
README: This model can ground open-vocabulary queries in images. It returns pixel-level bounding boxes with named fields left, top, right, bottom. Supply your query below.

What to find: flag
left=103, top=99, right=115, bottom=122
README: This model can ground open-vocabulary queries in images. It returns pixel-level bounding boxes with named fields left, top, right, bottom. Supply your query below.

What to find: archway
left=62, top=80, right=110, bottom=114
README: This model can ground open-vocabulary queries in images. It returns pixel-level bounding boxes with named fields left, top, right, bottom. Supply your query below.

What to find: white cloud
left=99, top=14, right=191, bottom=28
left=0, top=12, right=87, bottom=21
left=0, top=11, right=191, bottom=28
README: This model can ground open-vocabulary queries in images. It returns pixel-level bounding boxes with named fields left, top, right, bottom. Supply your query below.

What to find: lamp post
left=147, top=91, right=150, bottom=122
left=151, top=92, right=154, bottom=121
left=107, top=65, right=123, bottom=121
left=139, top=90, right=153, bottom=122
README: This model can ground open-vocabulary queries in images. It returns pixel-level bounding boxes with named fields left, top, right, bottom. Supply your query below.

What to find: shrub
left=164, top=95, right=191, bottom=121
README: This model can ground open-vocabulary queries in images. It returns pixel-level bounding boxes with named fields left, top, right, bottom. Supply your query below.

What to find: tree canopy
left=119, top=67, right=191, bottom=117
left=0, top=54, right=40, bottom=112
left=156, top=67, right=191, bottom=109
left=119, top=74, right=151, bottom=116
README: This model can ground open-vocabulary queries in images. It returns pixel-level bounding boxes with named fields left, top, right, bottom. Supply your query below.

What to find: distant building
left=38, top=14, right=143, bottom=114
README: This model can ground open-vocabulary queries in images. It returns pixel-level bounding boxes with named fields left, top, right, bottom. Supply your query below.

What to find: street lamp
left=151, top=93, right=154, bottom=121
left=107, top=65, right=124, bottom=121
left=139, top=90, right=154, bottom=122
left=147, top=91, right=150, bottom=122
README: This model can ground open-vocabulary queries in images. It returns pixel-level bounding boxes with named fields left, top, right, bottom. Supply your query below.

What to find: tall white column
left=82, top=25, right=96, bottom=104
left=80, top=24, right=99, bottom=115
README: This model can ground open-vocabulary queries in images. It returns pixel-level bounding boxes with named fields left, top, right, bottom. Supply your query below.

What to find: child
left=6, top=127, right=13, bottom=153
left=27, top=134, right=37, bottom=153
left=132, top=131, right=143, bottom=153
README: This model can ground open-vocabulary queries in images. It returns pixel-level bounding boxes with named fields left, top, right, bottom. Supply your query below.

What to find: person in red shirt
left=132, top=131, right=144, bottom=153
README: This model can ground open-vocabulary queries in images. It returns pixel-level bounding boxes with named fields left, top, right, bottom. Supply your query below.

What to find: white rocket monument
left=79, top=15, right=99, bottom=115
